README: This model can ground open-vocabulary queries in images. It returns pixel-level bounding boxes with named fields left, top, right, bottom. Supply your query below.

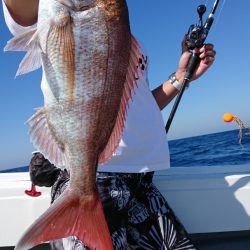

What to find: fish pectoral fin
left=47, top=17, right=75, bottom=105
left=99, top=35, right=143, bottom=164
left=4, top=28, right=42, bottom=76
left=26, top=107, right=66, bottom=167
left=14, top=190, right=114, bottom=250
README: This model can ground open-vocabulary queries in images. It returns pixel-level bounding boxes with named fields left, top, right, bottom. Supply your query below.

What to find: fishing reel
left=165, top=0, right=220, bottom=133
left=185, top=4, right=215, bottom=49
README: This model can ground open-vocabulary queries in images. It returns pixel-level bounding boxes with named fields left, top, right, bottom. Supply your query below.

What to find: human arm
left=3, top=0, right=39, bottom=26
left=152, top=40, right=216, bottom=110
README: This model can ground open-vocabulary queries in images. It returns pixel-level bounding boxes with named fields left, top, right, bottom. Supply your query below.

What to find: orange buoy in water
left=223, top=113, right=234, bottom=123
left=223, top=112, right=250, bottom=146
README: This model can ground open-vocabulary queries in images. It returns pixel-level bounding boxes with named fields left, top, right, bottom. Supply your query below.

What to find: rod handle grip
left=184, top=52, right=201, bottom=80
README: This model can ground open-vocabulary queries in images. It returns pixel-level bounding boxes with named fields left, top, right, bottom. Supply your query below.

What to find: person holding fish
left=3, top=0, right=216, bottom=250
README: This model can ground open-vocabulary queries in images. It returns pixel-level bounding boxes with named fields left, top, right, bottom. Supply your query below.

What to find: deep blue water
left=169, top=129, right=250, bottom=167
left=1, top=129, right=250, bottom=173
left=0, top=166, right=29, bottom=173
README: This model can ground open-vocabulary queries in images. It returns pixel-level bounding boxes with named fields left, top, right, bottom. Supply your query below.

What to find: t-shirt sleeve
left=2, top=0, right=37, bottom=36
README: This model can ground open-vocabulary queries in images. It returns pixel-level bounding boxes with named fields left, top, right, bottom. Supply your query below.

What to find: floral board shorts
left=49, top=170, right=197, bottom=250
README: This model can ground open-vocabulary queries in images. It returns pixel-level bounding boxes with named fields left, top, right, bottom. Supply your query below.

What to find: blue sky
left=1, top=0, right=250, bottom=169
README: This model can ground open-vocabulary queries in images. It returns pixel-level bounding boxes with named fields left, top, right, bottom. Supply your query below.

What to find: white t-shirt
left=3, top=1, right=170, bottom=173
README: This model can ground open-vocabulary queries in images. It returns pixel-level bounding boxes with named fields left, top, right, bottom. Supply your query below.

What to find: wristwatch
left=168, top=72, right=183, bottom=91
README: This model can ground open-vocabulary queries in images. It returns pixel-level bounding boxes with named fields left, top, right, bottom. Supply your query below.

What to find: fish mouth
left=57, top=0, right=92, bottom=12
left=76, top=4, right=91, bottom=11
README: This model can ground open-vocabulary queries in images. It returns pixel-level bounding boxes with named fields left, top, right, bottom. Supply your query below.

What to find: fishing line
left=214, top=0, right=226, bottom=28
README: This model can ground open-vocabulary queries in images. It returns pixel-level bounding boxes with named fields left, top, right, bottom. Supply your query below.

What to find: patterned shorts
left=50, top=171, right=197, bottom=250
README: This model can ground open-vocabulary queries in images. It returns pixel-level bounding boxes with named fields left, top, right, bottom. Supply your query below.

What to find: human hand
left=175, top=37, right=216, bottom=83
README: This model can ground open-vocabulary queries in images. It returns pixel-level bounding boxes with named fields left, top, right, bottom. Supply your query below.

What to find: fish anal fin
left=26, top=107, right=66, bottom=167
left=98, top=36, right=143, bottom=164
left=15, top=190, right=114, bottom=250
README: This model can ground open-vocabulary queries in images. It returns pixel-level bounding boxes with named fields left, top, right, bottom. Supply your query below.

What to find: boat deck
left=1, top=167, right=250, bottom=250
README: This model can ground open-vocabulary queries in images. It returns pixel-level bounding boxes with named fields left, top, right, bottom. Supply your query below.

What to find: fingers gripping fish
left=4, top=0, right=143, bottom=249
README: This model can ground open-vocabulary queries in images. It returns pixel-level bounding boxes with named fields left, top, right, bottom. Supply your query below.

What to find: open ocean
left=1, top=129, right=250, bottom=173
left=169, top=129, right=250, bottom=167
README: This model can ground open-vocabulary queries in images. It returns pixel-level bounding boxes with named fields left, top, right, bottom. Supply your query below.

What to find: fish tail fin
left=15, top=190, right=113, bottom=250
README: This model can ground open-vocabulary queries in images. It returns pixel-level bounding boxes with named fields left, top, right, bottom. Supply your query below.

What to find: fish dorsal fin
left=98, top=36, right=143, bottom=164
left=4, top=28, right=42, bottom=76
left=26, top=107, right=66, bottom=167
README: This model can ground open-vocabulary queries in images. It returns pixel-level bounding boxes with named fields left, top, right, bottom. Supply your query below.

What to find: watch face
left=169, top=73, right=176, bottom=84
left=168, top=73, right=182, bottom=91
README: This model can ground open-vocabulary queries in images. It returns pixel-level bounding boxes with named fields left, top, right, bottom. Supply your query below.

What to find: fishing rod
left=165, top=0, right=220, bottom=133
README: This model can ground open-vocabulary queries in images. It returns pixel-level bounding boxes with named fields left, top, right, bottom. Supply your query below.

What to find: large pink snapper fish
left=5, top=0, right=142, bottom=249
